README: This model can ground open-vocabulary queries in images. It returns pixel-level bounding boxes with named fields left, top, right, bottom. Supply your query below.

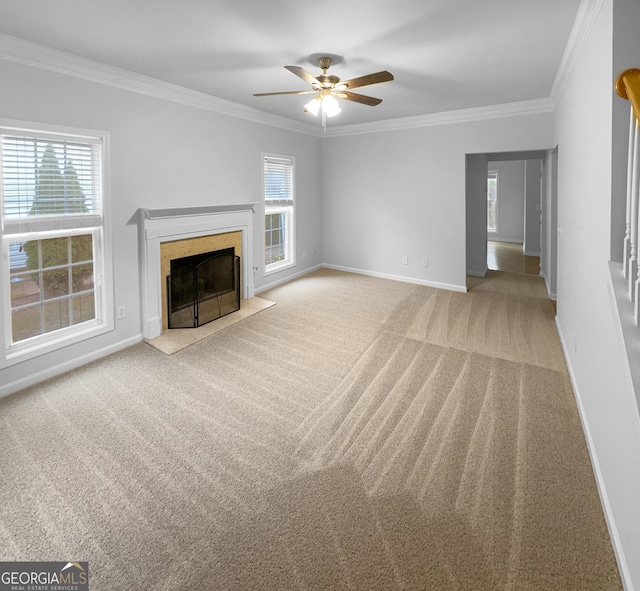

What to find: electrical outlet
left=402, top=256, right=408, bottom=265
left=422, top=259, right=429, bottom=267
left=117, top=305, right=126, bottom=320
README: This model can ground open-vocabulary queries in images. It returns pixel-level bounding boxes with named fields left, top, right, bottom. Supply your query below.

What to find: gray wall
left=466, top=154, right=488, bottom=276
left=554, top=0, right=640, bottom=586
left=524, top=159, right=542, bottom=255
left=540, top=149, right=558, bottom=299
left=0, top=58, right=322, bottom=394
left=322, top=114, right=553, bottom=292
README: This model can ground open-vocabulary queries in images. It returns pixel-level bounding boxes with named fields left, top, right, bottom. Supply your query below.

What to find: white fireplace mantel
left=137, top=203, right=257, bottom=339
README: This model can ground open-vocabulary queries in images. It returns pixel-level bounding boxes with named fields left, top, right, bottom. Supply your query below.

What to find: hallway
left=488, top=240, right=540, bottom=276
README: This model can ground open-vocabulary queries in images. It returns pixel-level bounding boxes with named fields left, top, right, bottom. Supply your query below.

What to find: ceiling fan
left=254, top=56, right=394, bottom=120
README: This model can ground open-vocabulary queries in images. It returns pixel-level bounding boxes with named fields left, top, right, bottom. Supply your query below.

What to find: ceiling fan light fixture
left=322, top=94, right=341, bottom=117
left=255, top=56, right=392, bottom=126
left=304, top=96, right=321, bottom=115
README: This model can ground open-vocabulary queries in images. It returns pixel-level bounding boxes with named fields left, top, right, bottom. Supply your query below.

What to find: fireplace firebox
left=167, top=247, right=240, bottom=329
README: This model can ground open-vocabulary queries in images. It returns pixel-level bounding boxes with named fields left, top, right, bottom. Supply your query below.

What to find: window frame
left=0, top=119, right=113, bottom=368
left=262, top=153, right=295, bottom=275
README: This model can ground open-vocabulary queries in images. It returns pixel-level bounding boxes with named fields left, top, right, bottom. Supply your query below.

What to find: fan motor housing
left=316, top=74, right=341, bottom=88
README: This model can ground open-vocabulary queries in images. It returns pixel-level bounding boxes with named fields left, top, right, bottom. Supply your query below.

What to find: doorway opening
left=487, top=240, right=540, bottom=275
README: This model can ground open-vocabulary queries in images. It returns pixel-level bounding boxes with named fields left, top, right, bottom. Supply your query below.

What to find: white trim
left=255, top=264, right=323, bottom=294
left=0, top=33, right=319, bottom=137
left=0, top=2, right=600, bottom=136
left=540, top=271, right=557, bottom=301
left=551, top=0, right=606, bottom=104
left=255, top=262, right=468, bottom=295
left=324, top=263, right=467, bottom=293
left=0, top=334, right=141, bottom=399
left=138, top=204, right=256, bottom=340
left=2, top=228, right=107, bottom=363
left=0, top=116, right=110, bottom=141
left=263, top=152, right=296, bottom=275
left=263, top=205, right=296, bottom=276
left=555, top=315, right=635, bottom=591
left=0, top=33, right=557, bottom=139
left=324, top=99, right=554, bottom=137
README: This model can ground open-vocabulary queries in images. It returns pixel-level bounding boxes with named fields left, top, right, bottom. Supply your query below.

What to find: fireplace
left=167, top=247, right=240, bottom=328
left=137, top=204, right=256, bottom=340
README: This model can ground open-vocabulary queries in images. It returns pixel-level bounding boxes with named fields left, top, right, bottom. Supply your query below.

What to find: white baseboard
left=255, top=264, right=323, bottom=294
left=555, top=317, right=633, bottom=591
left=324, top=264, right=467, bottom=293
left=257, top=262, right=470, bottom=295
left=0, top=334, right=142, bottom=399
left=540, top=272, right=557, bottom=301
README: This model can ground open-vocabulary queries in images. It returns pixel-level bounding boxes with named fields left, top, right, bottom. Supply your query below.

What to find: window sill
left=2, top=318, right=113, bottom=369
left=264, top=261, right=295, bottom=277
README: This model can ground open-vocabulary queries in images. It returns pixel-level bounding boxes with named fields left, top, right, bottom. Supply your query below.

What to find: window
left=487, top=169, right=498, bottom=233
left=1, top=122, right=112, bottom=365
left=263, top=154, right=294, bottom=272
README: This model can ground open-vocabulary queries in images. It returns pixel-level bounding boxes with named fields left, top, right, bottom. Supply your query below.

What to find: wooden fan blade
left=253, top=90, right=317, bottom=97
left=284, top=65, right=320, bottom=87
left=341, top=70, right=394, bottom=89
left=337, top=91, right=383, bottom=106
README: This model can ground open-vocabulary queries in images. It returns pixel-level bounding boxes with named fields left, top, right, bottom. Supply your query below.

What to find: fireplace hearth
left=167, top=247, right=240, bottom=329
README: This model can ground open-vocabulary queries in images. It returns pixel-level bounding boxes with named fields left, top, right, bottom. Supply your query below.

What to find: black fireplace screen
left=167, top=247, right=240, bottom=329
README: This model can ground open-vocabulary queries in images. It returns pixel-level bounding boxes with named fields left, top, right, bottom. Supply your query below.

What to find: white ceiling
left=0, top=0, right=582, bottom=129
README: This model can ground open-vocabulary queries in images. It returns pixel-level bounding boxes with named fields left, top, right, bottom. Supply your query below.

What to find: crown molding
left=551, top=0, right=606, bottom=104
left=324, top=98, right=555, bottom=137
left=0, top=25, right=573, bottom=140
left=0, top=33, right=320, bottom=137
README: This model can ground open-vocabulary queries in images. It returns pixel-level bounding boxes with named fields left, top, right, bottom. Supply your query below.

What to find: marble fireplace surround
left=138, top=204, right=257, bottom=339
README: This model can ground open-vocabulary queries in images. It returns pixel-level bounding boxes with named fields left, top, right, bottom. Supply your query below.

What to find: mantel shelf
left=138, top=203, right=258, bottom=220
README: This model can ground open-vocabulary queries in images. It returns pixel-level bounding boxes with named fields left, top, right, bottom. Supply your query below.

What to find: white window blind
left=1, top=130, right=102, bottom=234
left=264, top=156, right=293, bottom=206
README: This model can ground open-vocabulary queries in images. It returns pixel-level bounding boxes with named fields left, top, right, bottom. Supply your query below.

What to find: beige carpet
left=0, top=268, right=621, bottom=590
left=146, top=296, right=276, bottom=354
